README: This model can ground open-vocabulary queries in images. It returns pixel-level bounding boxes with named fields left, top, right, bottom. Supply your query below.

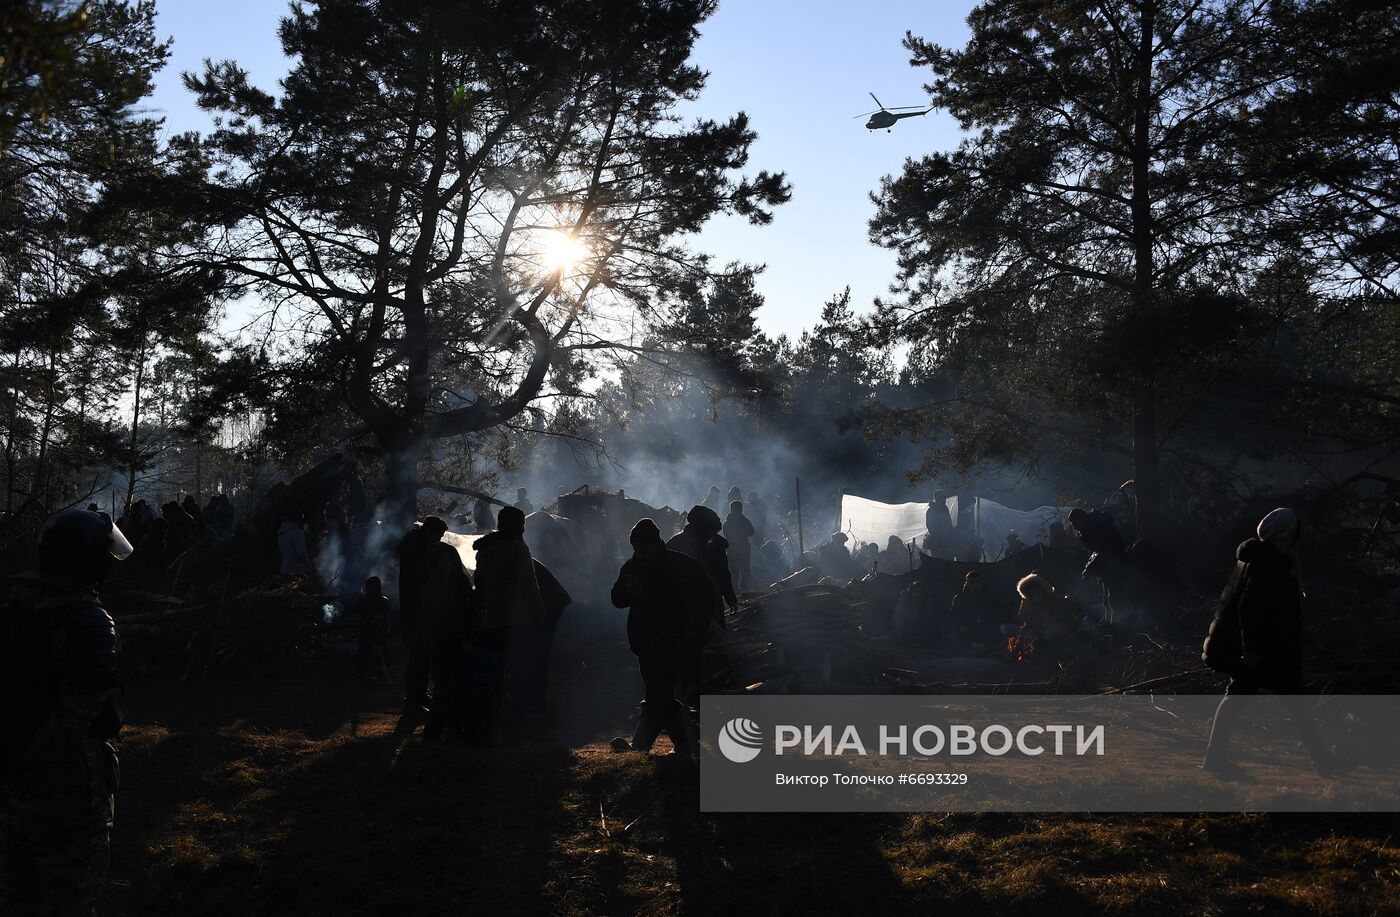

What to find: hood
left=1236, top=537, right=1289, bottom=567
left=472, top=529, right=517, bottom=558
left=1016, top=572, right=1054, bottom=600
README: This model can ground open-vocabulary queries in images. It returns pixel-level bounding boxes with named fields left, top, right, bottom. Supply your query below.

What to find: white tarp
left=442, top=530, right=486, bottom=573
left=970, top=497, right=1069, bottom=560
left=837, top=493, right=1068, bottom=561
left=839, top=494, right=958, bottom=551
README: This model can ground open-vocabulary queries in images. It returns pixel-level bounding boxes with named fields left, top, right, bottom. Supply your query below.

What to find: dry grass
left=102, top=646, right=1400, bottom=917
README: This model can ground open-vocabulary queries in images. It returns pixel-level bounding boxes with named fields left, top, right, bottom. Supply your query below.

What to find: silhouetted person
left=753, top=538, right=788, bottom=587
left=472, top=506, right=545, bottom=725
left=353, top=576, right=392, bottom=680
left=163, top=500, right=197, bottom=555
left=1068, top=506, right=1127, bottom=618
left=702, top=485, right=723, bottom=515
left=471, top=496, right=496, bottom=533
left=398, top=516, right=449, bottom=717
left=1047, top=519, right=1079, bottom=555
left=423, top=545, right=474, bottom=743
left=1202, top=508, right=1337, bottom=777
left=514, top=488, right=534, bottom=513
left=722, top=501, right=755, bottom=591
left=746, top=490, right=767, bottom=541
left=1015, top=573, right=1081, bottom=646
left=669, top=506, right=737, bottom=611
left=609, top=519, right=716, bottom=756
left=1104, top=479, right=1138, bottom=543
left=879, top=535, right=913, bottom=574
left=816, top=532, right=861, bottom=583
left=949, top=570, right=1002, bottom=649
left=277, top=508, right=313, bottom=576
left=667, top=506, right=734, bottom=702
left=925, top=489, right=953, bottom=555
left=136, top=517, right=169, bottom=574
left=182, top=494, right=204, bottom=530
left=891, top=579, right=933, bottom=643
left=124, top=499, right=155, bottom=542
left=1, top=509, right=132, bottom=914
left=726, top=485, right=742, bottom=507
left=205, top=494, right=235, bottom=536
left=857, top=541, right=880, bottom=575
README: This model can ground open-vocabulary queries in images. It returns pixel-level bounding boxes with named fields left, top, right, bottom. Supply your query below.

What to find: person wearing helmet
left=1, top=508, right=132, bottom=914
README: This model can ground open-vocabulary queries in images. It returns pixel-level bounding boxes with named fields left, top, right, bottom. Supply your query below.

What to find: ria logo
left=718, top=717, right=764, bottom=763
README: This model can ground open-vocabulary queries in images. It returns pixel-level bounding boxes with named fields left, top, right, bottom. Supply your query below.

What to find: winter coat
left=722, top=512, right=755, bottom=555
left=472, top=530, right=546, bottom=629
left=667, top=525, right=737, bottom=610
left=277, top=521, right=312, bottom=575
left=950, top=587, right=1003, bottom=645
left=1073, top=510, right=1126, bottom=557
left=1202, top=538, right=1304, bottom=687
left=611, top=549, right=720, bottom=655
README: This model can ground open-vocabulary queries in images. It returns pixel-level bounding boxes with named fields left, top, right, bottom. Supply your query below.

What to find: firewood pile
left=705, top=583, right=885, bottom=692
left=703, top=580, right=1400, bottom=697
left=111, top=581, right=348, bottom=681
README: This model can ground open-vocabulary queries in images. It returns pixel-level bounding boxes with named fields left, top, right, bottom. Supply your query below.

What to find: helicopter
left=854, top=92, right=932, bottom=132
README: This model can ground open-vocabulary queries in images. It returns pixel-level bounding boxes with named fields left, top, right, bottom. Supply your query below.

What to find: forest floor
left=103, top=633, right=1400, bottom=917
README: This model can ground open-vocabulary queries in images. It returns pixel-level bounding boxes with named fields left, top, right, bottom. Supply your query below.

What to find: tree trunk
left=1128, top=0, right=1159, bottom=542
left=125, top=340, right=146, bottom=516
left=383, top=437, right=422, bottom=527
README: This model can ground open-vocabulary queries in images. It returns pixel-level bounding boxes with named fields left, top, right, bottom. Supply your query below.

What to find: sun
left=541, top=230, right=590, bottom=272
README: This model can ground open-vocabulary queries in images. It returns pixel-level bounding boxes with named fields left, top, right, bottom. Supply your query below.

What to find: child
left=353, top=576, right=391, bottom=679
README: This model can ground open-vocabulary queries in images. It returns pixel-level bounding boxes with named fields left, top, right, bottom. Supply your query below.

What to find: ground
left=103, top=636, right=1400, bottom=917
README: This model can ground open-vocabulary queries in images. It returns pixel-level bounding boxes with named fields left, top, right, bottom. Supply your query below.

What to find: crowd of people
left=0, top=483, right=1352, bottom=913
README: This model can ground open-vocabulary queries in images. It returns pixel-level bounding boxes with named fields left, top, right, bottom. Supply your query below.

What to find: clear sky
left=147, top=0, right=976, bottom=340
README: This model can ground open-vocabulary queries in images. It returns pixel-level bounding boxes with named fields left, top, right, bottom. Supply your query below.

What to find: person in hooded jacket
left=422, top=545, right=475, bottom=743
left=472, top=507, right=546, bottom=726
left=397, top=516, right=451, bottom=718
left=1201, top=507, right=1338, bottom=777
left=667, top=506, right=734, bottom=703
left=609, top=519, right=718, bottom=756
left=702, top=485, right=723, bottom=516
left=277, top=508, right=313, bottom=577
left=722, top=501, right=755, bottom=591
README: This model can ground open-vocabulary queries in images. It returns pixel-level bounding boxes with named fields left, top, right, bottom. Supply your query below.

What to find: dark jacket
left=353, top=593, right=391, bottom=644
left=949, top=587, right=1003, bottom=645
left=1203, top=538, right=1304, bottom=686
left=2, top=579, right=122, bottom=783
left=611, top=550, right=720, bottom=655
left=1072, top=510, right=1126, bottom=557
left=473, top=530, right=545, bottom=628
left=397, top=526, right=439, bottom=642
left=667, top=525, right=737, bottom=610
